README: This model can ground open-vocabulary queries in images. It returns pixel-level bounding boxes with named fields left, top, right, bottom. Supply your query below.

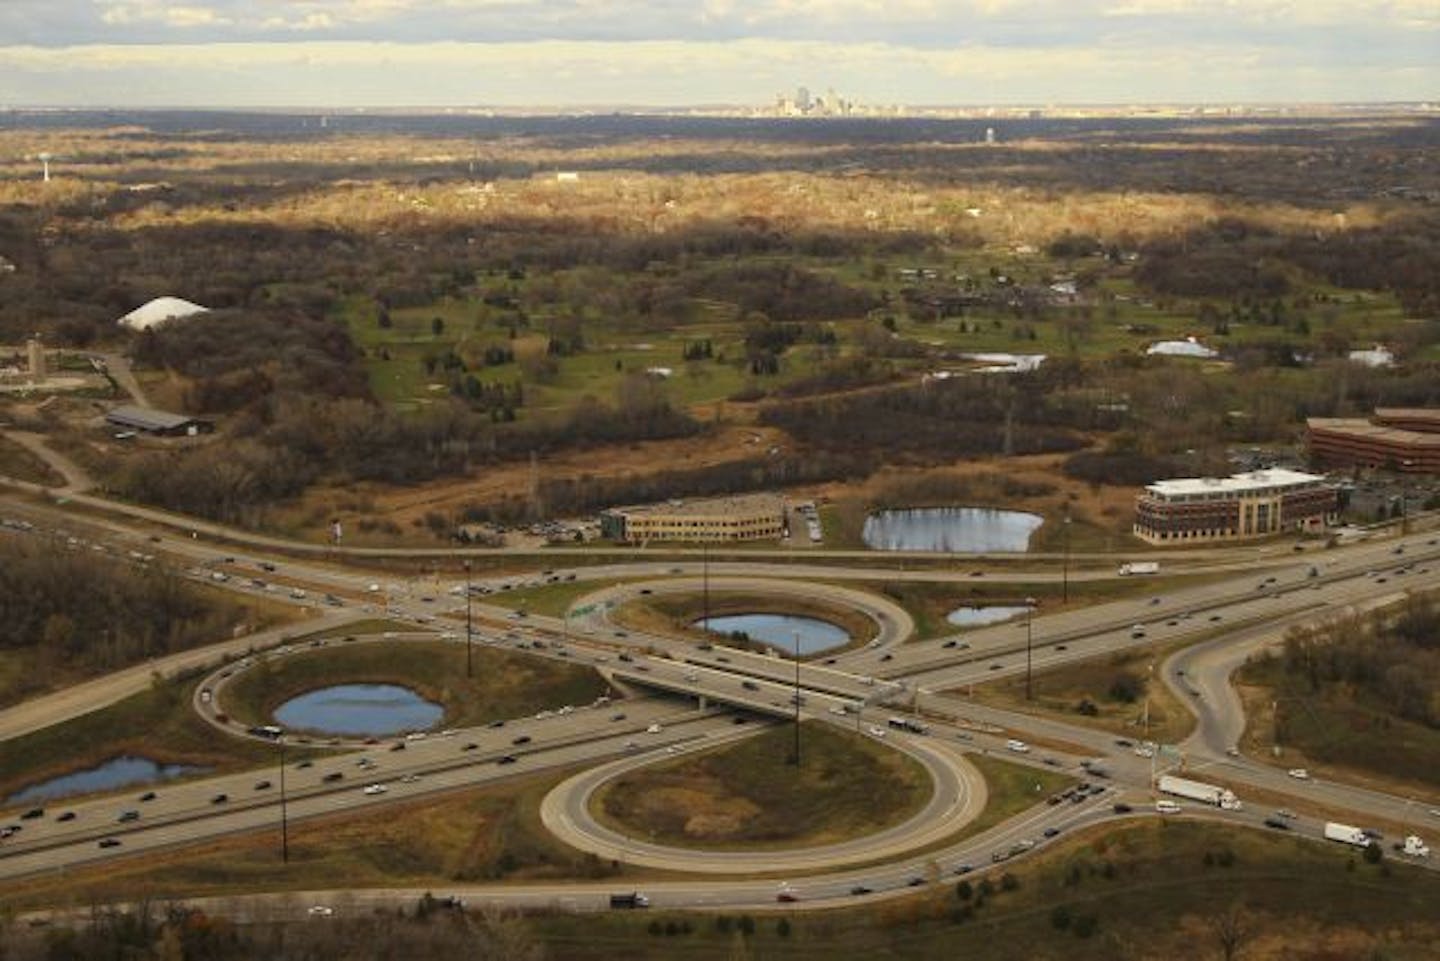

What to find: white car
left=646, top=723, right=662, bottom=734
left=362, top=783, right=387, bottom=796
left=1006, top=739, right=1030, bottom=754
left=307, top=905, right=334, bottom=918
left=1287, top=768, right=1311, bottom=781
left=400, top=774, right=421, bottom=784
left=867, top=725, right=887, bottom=738
left=1155, top=800, right=1182, bottom=815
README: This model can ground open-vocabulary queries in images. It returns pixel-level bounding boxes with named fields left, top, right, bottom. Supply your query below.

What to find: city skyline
left=0, top=1, right=1435, bottom=108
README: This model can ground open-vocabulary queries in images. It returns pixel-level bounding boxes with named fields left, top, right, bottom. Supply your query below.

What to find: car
left=1114, top=738, right=1133, bottom=748
left=56, top=811, right=76, bottom=822
left=117, top=810, right=140, bottom=823
left=646, top=723, right=662, bottom=734
left=776, top=889, right=799, bottom=903
left=211, top=793, right=229, bottom=805
left=1209, top=614, right=1223, bottom=622
left=1155, top=800, right=1182, bottom=814
left=307, top=905, right=334, bottom=918
left=610, top=712, right=627, bottom=721
left=1043, top=827, right=1062, bottom=838
left=867, top=725, right=887, bottom=738
left=1055, top=644, right=1067, bottom=651
left=1287, top=768, right=1311, bottom=781
left=1263, top=817, right=1291, bottom=831
left=0, top=825, right=19, bottom=840
left=1226, top=747, right=1240, bottom=758
left=941, top=639, right=958, bottom=648
left=401, top=774, right=421, bottom=784
left=98, top=837, right=123, bottom=849
left=988, top=663, right=1002, bottom=671
left=991, top=850, right=1011, bottom=863
left=462, top=742, right=479, bottom=752
left=1362, top=828, right=1384, bottom=841
left=1112, top=803, right=1133, bottom=814
left=512, top=735, right=532, bottom=745
left=1046, top=795, right=1063, bottom=806
left=296, top=760, right=313, bottom=769
left=879, top=653, right=894, bottom=662
left=907, top=876, right=926, bottom=887
left=138, top=791, right=157, bottom=802
left=741, top=680, right=760, bottom=691
left=254, top=780, right=272, bottom=791
left=322, top=772, right=344, bottom=783
left=497, top=755, right=518, bottom=765
left=363, top=784, right=387, bottom=796
left=487, top=719, right=506, bottom=729
left=20, top=808, right=44, bottom=820
left=953, top=864, right=974, bottom=876
left=1276, top=809, right=1298, bottom=820
left=849, top=885, right=873, bottom=896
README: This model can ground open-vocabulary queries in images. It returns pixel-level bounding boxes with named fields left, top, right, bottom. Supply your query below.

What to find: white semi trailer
left=1323, top=822, right=1371, bottom=848
left=1157, top=775, right=1243, bottom=811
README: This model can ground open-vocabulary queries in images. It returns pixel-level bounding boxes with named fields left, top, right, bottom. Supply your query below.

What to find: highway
left=2, top=488, right=1438, bottom=910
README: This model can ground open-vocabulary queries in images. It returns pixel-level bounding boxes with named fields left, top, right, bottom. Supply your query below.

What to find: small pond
left=862, top=507, right=1043, bottom=553
left=273, top=684, right=443, bottom=737
left=7, top=756, right=206, bottom=805
left=945, top=605, right=1033, bottom=628
left=694, top=613, right=851, bottom=656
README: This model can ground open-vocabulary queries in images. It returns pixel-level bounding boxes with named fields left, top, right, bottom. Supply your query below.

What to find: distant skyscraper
left=796, top=86, right=811, bottom=113
left=985, top=127, right=996, bottom=144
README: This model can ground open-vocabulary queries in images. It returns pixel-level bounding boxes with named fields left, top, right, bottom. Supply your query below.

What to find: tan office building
left=601, top=494, right=787, bottom=543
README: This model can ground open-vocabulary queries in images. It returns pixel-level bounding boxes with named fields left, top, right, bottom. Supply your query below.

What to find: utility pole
left=1025, top=598, right=1036, bottom=701
left=278, top=734, right=289, bottom=864
left=702, top=539, right=710, bottom=631
left=464, top=560, right=474, bottom=678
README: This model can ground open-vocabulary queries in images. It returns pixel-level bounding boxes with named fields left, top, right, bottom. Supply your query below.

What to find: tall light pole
left=792, top=630, right=802, bottom=766
left=702, top=539, right=710, bottom=632
left=278, top=732, right=289, bottom=864
left=464, top=560, right=474, bottom=679
left=1061, top=509, right=1072, bottom=604
left=1025, top=597, right=1037, bottom=701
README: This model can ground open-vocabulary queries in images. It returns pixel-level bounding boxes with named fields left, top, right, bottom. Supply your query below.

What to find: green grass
left=592, top=721, right=930, bottom=850
left=219, top=640, right=610, bottom=734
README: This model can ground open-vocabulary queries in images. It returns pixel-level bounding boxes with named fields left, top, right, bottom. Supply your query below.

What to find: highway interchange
left=1, top=488, right=1439, bottom=916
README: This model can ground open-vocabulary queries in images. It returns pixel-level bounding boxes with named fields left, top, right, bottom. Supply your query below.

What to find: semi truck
left=1323, top=822, right=1371, bottom=848
left=1118, top=562, right=1160, bottom=576
left=1157, top=775, right=1243, bottom=811
left=1401, top=835, right=1430, bottom=858
left=609, top=892, right=650, bottom=909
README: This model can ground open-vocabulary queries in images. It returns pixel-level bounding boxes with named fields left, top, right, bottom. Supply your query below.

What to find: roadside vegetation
left=6, top=819, right=1436, bottom=960
left=0, top=537, right=289, bottom=707
left=0, top=436, right=63, bottom=486
left=1237, top=589, right=1440, bottom=791
left=592, top=721, right=929, bottom=849
left=220, top=641, right=611, bottom=733
left=0, top=673, right=294, bottom=804
left=968, top=642, right=1195, bottom=746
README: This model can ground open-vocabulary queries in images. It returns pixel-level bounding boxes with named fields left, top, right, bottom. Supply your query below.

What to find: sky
left=0, top=1, right=1436, bottom=108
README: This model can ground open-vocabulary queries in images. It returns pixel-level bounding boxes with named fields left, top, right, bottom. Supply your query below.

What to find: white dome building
left=118, top=296, right=210, bottom=331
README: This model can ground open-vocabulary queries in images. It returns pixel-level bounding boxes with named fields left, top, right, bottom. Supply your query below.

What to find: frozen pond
left=274, top=684, right=443, bottom=737
left=695, top=613, right=851, bottom=656
left=863, top=507, right=1043, bottom=553
left=7, top=756, right=205, bottom=804
left=945, top=605, right=1033, bottom=628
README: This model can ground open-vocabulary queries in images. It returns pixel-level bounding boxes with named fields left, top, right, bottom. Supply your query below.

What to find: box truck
left=1157, top=775, right=1243, bottom=811
left=1323, top=822, right=1371, bottom=848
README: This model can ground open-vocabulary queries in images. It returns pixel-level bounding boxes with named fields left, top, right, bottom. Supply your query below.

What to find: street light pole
left=278, top=734, right=289, bottom=864
left=791, top=630, right=802, bottom=768
left=464, top=560, right=473, bottom=679
left=1062, top=509, right=1072, bottom=604
left=1025, top=598, right=1036, bottom=701
left=702, top=539, right=710, bottom=630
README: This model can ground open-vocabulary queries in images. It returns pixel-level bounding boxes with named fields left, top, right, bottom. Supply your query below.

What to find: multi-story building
left=1133, top=468, right=1337, bottom=545
left=600, top=494, right=787, bottom=544
left=1308, top=409, right=1440, bottom=473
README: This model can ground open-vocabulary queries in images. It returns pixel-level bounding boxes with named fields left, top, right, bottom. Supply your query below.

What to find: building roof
left=1145, top=338, right=1218, bottom=359
left=1145, top=468, right=1326, bottom=499
left=1308, top=417, right=1440, bottom=449
left=117, top=296, right=209, bottom=331
left=105, top=405, right=202, bottom=431
left=1375, top=408, right=1440, bottom=430
left=609, top=493, right=786, bottom=519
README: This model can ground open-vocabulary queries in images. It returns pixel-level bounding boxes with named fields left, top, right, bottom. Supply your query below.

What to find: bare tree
left=1208, top=902, right=1253, bottom=961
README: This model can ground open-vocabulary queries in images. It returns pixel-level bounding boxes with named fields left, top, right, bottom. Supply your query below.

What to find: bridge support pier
left=698, top=695, right=708, bottom=711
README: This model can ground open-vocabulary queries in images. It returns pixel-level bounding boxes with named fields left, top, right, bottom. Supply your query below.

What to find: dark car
left=953, top=864, right=974, bottom=876
left=296, top=760, right=314, bottom=769
left=20, top=808, right=44, bottom=820
left=138, top=791, right=157, bottom=802
left=497, top=755, right=518, bottom=765
left=487, top=719, right=506, bottom=729
left=512, top=735, right=532, bottom=746
left=1263, top=818, right=1291, bottom=831
left=1112, top=803, right=1133, bottom=814
left=211, top=793, right=228, bottom=805
left=461, top=742, right=479, bottom=752
left=907, top=876, right=926, bottom=887
left=56, top=811, right=77, bottom=822
left=390, top=742, right=407, bottom=752
left=322, top=772, right=344, bottom=783
left=849, top=885, right=873, bottom=896
left=1043, top=827, right=1062, bottom=838
left=254, top=780, right=272, bottom=791
left=98, top=837, right=122, bottom=849
left=117, top=810, right=140, bottom=823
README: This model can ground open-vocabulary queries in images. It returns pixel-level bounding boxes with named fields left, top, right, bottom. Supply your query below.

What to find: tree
left=1208, top=903, right=1253, bottom=961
